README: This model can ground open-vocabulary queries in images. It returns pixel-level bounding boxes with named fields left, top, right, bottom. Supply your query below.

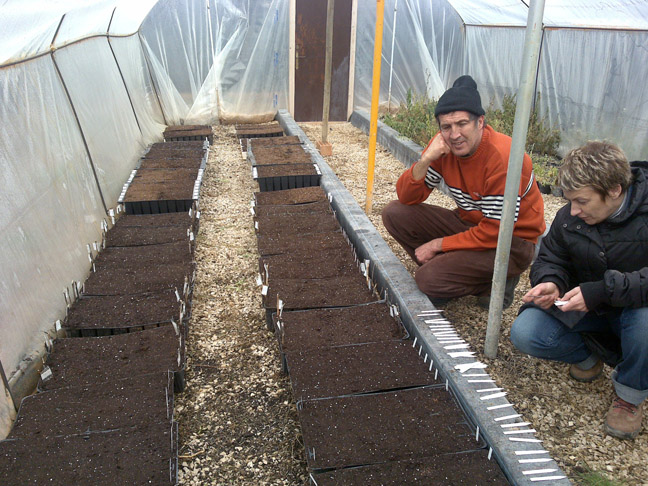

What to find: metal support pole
left=365, top=0, right=385, bottom=213
left=387, top=0, right=398, bottom=112
left=0, top=358, right=16, bottom=412
left=321, top=0, right=335, bottom=143
left=484, top=0, right=546, bottom=358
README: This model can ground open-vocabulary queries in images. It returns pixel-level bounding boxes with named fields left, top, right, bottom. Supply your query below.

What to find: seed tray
left=163, top=125, right=213, bottom=143
left=286, top=340, right=440, bottom=401
left=253, top=186, right=327, bottom=206
left=298, top=386, right=485, bottom=471
left=254, top=212, right=340, bottom=237
left=248, top=144, right=313, bottom=166
left=310, top=450, right=510, bottom=485
left=253, top=163, right=321, bottom=192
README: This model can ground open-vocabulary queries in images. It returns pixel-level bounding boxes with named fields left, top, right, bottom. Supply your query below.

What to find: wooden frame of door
left=289, top=0, right=357, bottom=120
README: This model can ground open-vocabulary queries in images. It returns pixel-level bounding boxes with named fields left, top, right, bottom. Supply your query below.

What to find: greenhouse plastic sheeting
left=0, top=56, right=106, bottom=375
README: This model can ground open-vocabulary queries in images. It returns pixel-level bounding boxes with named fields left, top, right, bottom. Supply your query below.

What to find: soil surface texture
left=312, top=450, right=509, bottom=485
left=249, top=136, right=302, bottom=149
left=40, top=325, right=183, bottom=392
left=249, top=144, right=313, bottom=165
left=254, top=186, right=327, bottom=205
left=276, top=303, right=407, bottom=355
left=298, top=386, right=480, bottom=471
left=64, top=290, right=182, bottom=332
left=286, top=340, right=440, bottom=401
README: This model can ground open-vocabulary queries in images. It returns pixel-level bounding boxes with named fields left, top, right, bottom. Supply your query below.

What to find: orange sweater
left=396, top=125, right=545, bottom=252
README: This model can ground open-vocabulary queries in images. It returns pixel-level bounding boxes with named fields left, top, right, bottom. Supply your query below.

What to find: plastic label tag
left=40, top=366, right=53, bottom=382
left=256, top=274, right=263, bottom=286
left=261, top=285, right=268, bottom=296
left=55, top=320, right=62, bottom=331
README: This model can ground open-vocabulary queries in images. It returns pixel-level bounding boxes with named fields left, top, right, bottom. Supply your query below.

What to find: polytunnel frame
left=0, top=6, right=171, bottom=408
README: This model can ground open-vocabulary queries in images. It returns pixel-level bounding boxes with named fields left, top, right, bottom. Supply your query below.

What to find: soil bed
left=83, top=260, right=193, bottom=296
left=263, top=274, right=379, bottom=313
left=249, top=144, right=313, bottom=165
left=64, top=290, right=183, bottom=334
left=112, top=212, right=194, bottom=228
left=256, top=230, right=350, bottom=256
left=39, top=325, right=183, bottom=392
left=254, top=163, right=320, bottom=192
left=286, top=341, right=440, bottom=401
left=105, top=224, right=191, bottom=247
left=276, top=302, right=407, bottom=354
left=235, top=123, right=284, bottom=138
left=259, top=249, right=357, bottom=281
left=93, top=241, right=193, bottom=266
left=139, top=157, right=205, bottom=170
left=249, top=136, right=302, bottom=150
left=146, top=140, right=206, bottom=156
left=10, top=372, right=172, bottom=439
left=298, top=386, right=482, bottom=471
left=0, top=423, right=177, bottom=485
left=253, top=199, right=332, bottom=218
left=254, top=213, right=340, bottom=237
left=311, top=450, right=509, bottom=485
left=254, top=186, right=327, bottom=205
left=164, top=125, right=213, bottom=143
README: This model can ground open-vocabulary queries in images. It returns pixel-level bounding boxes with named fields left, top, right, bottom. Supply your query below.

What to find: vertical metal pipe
left=0, top=359, right=16, bottom=412
left=366, top=0, right=385, bottom=213
left=484, top=0, right=546, bottom=358
left=322, top=0, right=335, bottom=143
left=387, top=0, right=398, bottom=111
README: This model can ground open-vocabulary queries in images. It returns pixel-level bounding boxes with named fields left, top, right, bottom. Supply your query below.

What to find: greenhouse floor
left=175, top=122, right=647, bottom=485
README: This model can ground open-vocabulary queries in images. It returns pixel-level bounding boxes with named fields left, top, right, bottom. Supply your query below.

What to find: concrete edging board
left=276, top=109, right=571, bottom=486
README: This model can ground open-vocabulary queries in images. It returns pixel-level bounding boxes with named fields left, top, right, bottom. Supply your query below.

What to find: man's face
left=563, top=186, right=623, bottom=225
left=437, top=111, right=484, bottom=157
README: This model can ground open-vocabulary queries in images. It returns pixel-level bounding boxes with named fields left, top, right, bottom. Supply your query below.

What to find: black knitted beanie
left=434, top=75, right=485, bottom=117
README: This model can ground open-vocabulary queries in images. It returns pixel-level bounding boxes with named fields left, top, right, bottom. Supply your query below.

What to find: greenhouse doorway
left=293, top=0, right=354, bottom=122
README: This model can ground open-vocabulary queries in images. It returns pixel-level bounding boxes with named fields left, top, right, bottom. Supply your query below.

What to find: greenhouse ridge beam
left=277, top=109, right=571, bottom=486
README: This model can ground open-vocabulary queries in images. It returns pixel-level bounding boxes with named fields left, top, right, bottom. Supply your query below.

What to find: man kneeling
left=511, top=141, right=648, bottom=439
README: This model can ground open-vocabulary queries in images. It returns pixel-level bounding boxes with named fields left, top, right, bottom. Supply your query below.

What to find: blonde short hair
left=558, top=141, right=632, bottom=197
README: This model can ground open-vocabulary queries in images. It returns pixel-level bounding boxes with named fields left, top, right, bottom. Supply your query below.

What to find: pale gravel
left=176, top=121, right=647, bottom=486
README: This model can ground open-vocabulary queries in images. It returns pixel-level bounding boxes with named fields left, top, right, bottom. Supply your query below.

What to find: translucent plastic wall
left=0, top=7, right=164, bottom=379
left=140, top=0, right=289, bottom=124
left=354, top=0, right=446, bottom=112
left=537, top=28, right=648, bottom=160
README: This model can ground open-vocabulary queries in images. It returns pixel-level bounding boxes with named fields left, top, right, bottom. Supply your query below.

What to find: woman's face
left=563, top=185, right=623, bottom=225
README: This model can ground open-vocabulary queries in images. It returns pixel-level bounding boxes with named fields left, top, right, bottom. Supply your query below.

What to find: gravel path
left=176, top=121, right=647, bottom=485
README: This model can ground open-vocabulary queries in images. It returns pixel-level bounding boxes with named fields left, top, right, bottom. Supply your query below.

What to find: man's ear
left=477, top=115, right=485, bottom=129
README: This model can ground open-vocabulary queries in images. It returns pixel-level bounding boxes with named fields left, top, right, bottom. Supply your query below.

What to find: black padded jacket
left=526, top=161, right=648, bottom=328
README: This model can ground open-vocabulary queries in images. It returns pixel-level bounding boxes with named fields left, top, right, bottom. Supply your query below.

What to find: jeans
left=511, top=306, right=648, bottom=405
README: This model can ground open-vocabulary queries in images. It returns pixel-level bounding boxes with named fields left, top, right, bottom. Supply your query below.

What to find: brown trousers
left=382, top=201, right=535, bottom=299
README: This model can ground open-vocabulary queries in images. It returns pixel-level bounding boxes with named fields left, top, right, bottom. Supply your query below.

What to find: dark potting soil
left=163, top=125, right=212, bottom=143
left=256, top=230, right=350, bottom=257
left=249, top=144, right=313, bottom=165
left=10, top=372, right=173, bottom=439
left=255, top=163, right=318, bottom=178
left=262, top=273, right=378, bottom=312
left=286, top=341, right=439, bottom=401
left=139, top=156, right=204, bottom=170
left=253, top=199, right=331, bottom=218
left=298, top=387, right=483, bottom=471
left=112, top=212, right=194, bottom=228
left=39, top=325, right=183, bottom=392
left=65, top=290, right=183, bottom=332
left=146, top=140, right=205, bottom=154
left=235, top=122, right=284, bottom=138
left=0, top=422, right=177, bottom=485
left=254, top=186, right=327, bottom=205
left=254, top=213, right=340, bottom=237
left=83, top=260, right=193, bottom=296
left=275, top=302, right=407, bottom=354
left=248, top=135, right=302, bottom=149
left=311, top=450, right=510, bottom=485
left=259, top=248, right=358, bottom=282
left=106, top=224, right=192, bottom=247
left=123, top=168, right=199, bottom=202
left=92, top=240, right=193, bottom=266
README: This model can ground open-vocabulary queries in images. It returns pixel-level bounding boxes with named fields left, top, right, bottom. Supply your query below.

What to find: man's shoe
left=569, top=359, right=604, bottom=382
left=477, top=275, right=520, bottom=310
left=605, top=396, right=643, bottom=439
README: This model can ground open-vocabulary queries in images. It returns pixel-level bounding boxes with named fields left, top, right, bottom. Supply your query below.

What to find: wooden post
left=317, top=0, right=335, bottom=156
left=366, top=0, right=385, bottom=212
